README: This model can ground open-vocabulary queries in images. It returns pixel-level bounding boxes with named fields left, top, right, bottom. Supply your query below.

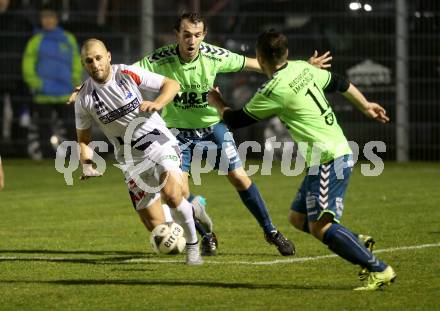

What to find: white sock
left=170, top=199, right=198, bottom=244
left=161, top=204, right=173, bottom=222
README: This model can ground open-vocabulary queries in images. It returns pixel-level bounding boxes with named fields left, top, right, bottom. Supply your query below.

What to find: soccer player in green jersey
left=135, top=13, right=331, bottom=257
left=208, top=30, right=396, bottom=290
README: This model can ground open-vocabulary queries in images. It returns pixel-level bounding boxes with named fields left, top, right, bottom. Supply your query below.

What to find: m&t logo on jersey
left=173, top=91, right=209, bottom=109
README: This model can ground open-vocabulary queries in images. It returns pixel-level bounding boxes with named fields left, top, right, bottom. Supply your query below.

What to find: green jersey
left=244, top=61, right=352, bottom=166
left=135, top=42, right=246, bottom=129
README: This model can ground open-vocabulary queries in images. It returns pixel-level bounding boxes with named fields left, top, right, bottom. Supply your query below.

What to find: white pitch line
left=122, top=242, right=440, bottom=265
left=0, top=242, right=439, bottom=266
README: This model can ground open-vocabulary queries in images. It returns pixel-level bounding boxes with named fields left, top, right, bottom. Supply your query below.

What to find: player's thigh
left=153, top=147, right=185, bottom=207
left=160, top=170, right=185, bottom=207
left=124, top=170, right=162, bottom=213
left=289, top=176, right=308, bottom=229
left=175, top=132, right=194, bottom=173
left=303, top=154, right=353, bottom=224
left=205, top=122, right=243, bottom=173
left=288, top=210, right=307, bottom=230
left=180, top=171, right=190, bottom=198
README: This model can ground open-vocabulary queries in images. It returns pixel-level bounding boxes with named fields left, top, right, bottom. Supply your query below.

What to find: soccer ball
left=150, top=222, right=186, bottom=255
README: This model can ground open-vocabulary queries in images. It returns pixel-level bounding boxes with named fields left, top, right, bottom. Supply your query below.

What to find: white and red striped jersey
left=75, top=64, right=178, bottom=164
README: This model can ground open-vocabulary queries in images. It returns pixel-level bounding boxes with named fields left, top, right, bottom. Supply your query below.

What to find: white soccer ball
left=150, top=222, right=186, bottom=255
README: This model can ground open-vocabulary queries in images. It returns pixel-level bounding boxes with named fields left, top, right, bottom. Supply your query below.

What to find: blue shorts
left=174, top=122, right=242, bottom=173
left=291, top=154, right=354, bottom=222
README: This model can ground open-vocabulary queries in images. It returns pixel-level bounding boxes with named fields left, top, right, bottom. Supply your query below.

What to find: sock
left=238, top=183, right=275, bottom=234
left=187, top=193, right=207, bottom=237
left=323, top=223, right=387, bottom=272
left=161, top=204, right=173, bottom=222
left=170, top=199, right=198, bottom=244
left=194, top=216, right=208, bottom=237
left=187, top=193, right=196, bottom=202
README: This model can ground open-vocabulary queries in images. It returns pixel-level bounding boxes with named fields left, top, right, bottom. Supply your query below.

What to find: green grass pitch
left=0, top=160, right=439, bottom=310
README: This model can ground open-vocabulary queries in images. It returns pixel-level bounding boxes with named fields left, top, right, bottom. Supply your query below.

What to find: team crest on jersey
left=118, top=78, right=134, bottom=100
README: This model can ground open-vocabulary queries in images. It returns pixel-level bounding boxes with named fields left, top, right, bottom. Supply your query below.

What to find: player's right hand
left=80, top=164, right=102, bottom=180
left=140, top=100, right=163, bottom=112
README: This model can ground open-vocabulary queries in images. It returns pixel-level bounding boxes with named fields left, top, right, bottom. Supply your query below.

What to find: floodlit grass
left=0, top=160, right=439, bottom=310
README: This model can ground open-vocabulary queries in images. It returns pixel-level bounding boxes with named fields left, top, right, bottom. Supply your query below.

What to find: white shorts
left=123, top=144, right=182, bottom=210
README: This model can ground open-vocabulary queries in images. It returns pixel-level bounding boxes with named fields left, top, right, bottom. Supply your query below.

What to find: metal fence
left=0, top=0, right=438, bottom=161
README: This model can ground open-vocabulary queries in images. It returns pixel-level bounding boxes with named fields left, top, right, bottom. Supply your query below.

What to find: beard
left=91, top=65, right=111, bottom=83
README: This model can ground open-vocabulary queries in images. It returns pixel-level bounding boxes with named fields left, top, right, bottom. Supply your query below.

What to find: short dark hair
left=256, top=30, right=288, bottom=65
left=40, top=2, right=60, bottom=15
left=174, top=12, right=207, bottom=32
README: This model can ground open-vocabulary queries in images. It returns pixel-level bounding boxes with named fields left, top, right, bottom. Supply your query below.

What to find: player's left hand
left=309, top=50, right=332, bottom=69
left=364, top=103, right=390, bottom=123
left=140, top=100, right=163, bottom=113
left=66, top=85, right=82, bottom=105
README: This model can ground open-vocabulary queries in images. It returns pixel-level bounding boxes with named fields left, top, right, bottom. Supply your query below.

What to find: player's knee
left=308, top=224, right=323, bottom=240
left=161, top=188, right=183, bottom=208
left=309, top=215, right=333, bottom=240
left=227, top=168, right=251, bottom=190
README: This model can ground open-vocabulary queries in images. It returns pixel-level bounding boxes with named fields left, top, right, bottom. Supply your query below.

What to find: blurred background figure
left=0, top=155, right=4, bottom=190
left=22, top=2, right=81, bottom=159
left=0, top=0, right=32, bottom=157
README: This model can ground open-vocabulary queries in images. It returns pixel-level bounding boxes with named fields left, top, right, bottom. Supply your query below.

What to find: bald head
left=81, top=38, right=112, bottom=83
left=81, top=38, right=108, bottom=57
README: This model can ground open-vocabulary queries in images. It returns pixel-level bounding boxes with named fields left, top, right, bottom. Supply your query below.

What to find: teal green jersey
left=135, top=42, right=246, bottom=129
left=244, top=61, right=352, bottom=166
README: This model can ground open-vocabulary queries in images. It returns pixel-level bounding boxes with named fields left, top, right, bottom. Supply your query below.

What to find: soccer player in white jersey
left=75, top=38, right=202, bottom=265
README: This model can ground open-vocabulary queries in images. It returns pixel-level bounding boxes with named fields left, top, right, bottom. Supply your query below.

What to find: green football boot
left=354, top=266, right=396, bottom=291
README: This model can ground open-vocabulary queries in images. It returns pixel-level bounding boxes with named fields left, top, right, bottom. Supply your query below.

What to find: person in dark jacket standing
left=22, top=3, right=81, bottom=158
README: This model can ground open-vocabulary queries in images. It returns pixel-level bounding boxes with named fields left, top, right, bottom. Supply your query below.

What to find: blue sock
left=238, top=183, right=275, bottom=234
left=323, top=223, right=387, bottom=272
left=194, top=218, right=208, bottom=237
left=187, top=193, right=196, bottom=202
left=188, top=196, right=207, bottom=237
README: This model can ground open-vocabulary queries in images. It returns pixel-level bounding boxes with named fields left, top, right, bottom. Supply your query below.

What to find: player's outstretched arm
left=77, top=128, right=102, bottom=180
left=140, top=77, right=180, bottom=112
left=342, top=84, right=390, bottom=123
left=244, top=51, right=332, bottom=73
left=243, top=57, right=264, bottom=73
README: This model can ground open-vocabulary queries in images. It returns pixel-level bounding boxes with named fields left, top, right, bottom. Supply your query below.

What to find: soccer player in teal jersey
left=134, top=13, right=329, bottom=256
left=208, top=30, right=396, bottom=290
